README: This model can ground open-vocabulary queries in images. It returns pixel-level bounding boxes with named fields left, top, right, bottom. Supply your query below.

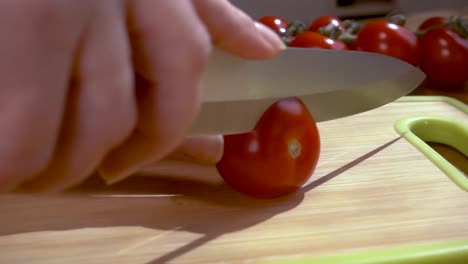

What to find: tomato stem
left=449, top=16, right=468, bottom=38
left=338, top=32, right=357, bottom=44
left=318, top=22, right=342, bottom=39
left=342, top=19, right=362, bottom=34
left=385, top=10, right=406, bottom=26
left=414, top=16, right=468, bottom=38
left=414, top=23, right=448, bottom=37
left=335, top=19, right=361, bottom=44
left=281, top=20, right=307, bottom=45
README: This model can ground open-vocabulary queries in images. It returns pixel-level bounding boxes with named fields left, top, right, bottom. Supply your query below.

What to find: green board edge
left=395, top=95, right=468, bottom=113
left=261, top=96, right=468, bottom=264
left=262, top=239, right=468, bottom=264
left=394, top=96, right=468, bottom=191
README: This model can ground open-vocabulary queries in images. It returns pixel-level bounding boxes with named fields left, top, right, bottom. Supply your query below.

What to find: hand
left=0, top=0, right=285, bottom=192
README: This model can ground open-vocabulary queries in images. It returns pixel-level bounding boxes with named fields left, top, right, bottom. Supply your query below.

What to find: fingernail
left=99, top=164, right=142, bottom=185
left=254, top=21, right=287, bottom=51
left=98, top=149, right=168, bottom=186
left=98, top=148, right=151, bottom=185
left=97, top=155, right=145, bottom=186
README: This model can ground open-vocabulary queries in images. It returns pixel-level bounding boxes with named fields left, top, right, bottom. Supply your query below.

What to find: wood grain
left=0, top=98, right=467, bottom=264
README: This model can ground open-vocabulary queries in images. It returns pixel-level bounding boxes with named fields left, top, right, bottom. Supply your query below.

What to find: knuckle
left=20, top=0, right=68, bottom=25
left=190, top=31, right=212, bottom=70
left=0, top=115, right=56, bottom=177
left=92, top=115, right=135, bottom=152
left=108, top=103, right=137, bottom=146
left=170, top=28, right=212, bottom=75
left=79, top=40, right=136, bottom=148
left=223, top=16, right=250, bottom=35
left=107, top=71, right=137, bottom=143
left=214, top=10, right=254, bottom=39
left=14, top=0, right=88, bottom=37
left=94, top=74, right=137, bottom=147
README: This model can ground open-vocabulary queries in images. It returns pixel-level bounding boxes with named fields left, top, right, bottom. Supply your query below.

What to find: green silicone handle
left=263, top=239, right=468, bottom=264
left=394, top=96, right=468, bottom=191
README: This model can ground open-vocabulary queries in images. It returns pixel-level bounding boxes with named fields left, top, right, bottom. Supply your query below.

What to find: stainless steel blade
left=201, top=48, right=424, bottom=102
left=191, top=51, right=426, bottom=135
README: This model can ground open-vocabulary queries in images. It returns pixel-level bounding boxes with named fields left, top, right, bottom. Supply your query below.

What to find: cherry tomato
left=308, top=16, right=345, bottom=33
left=355, top=20, right=419, bottom=66
left=345, top=42, right=358, bottom=50
left=258, top=16, right=288, bottom=35
left=216, top=97, right=321, bottom=199
left=418, top=16, right=448, bottom=30
left=419, top=28, right=468, bottom=89
left=289, top=31, right=348, bottom=50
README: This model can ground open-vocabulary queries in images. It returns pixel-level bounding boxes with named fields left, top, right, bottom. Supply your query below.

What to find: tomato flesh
left=356, top=20, right=419, bottom=66
left=289, top=31, right=348, bottom=50
left=216, top=97, right=321, bottom=199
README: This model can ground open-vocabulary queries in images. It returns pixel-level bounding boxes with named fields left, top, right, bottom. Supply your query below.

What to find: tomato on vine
left=289, top=31, right=348, bottom=50
left=418, top=16, right=449, bottom=31
left=418, top=27, right=468, bottom=89
left=308, top=16, right=345, bottom=38
left=216, top=97, right=321, bottom=199
left=355, top=20, right=419, bottom=66
left=258, top=16, right=288, bottom=35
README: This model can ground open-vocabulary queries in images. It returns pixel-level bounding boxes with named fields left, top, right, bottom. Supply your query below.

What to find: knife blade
left=190, top=48, right=426, bottom=135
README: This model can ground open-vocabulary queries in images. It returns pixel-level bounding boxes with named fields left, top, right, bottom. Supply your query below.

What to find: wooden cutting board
left=0, top=96, right=467, bottom=264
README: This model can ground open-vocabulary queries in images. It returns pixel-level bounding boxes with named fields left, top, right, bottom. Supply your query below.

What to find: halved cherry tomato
left=258, top=16, right=288, bottom=35
left=418, top=27, right=468, bottom=89
left=355, top=20, right=419, bottom=66
left=216, top=97, right=321, bottom=199
left=289, top=31, right=348, bottom=50
left=308, top=16, right=345, bottom=33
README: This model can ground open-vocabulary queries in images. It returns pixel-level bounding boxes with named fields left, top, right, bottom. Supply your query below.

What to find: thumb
left=164, top=135, right=224, bottom=165
left=99, top=135, right=224, bottom=184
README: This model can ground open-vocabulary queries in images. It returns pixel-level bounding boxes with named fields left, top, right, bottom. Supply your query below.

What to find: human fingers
left=18, top=1, right=137, bottom=192
left=99, top=135, right=223, bottom=185
left=192, top=0, right=285, bottom=59
left=97, top=0, right=212, bottom=184
left=137, top=134, right=224, bottom=177
left=0, top=1, right=88, bottom=192
left=164, top=135, right=224, bottom=166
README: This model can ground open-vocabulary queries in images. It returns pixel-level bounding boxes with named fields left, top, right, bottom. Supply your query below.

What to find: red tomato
left=345, top=42, right=358, bottom=50
left=258, top=16, right=288, bottom=35
left=216, top=97, right=321, bottom=199
left=419, top=28, right=468, bottom=88
left=418, top=16, right=448, bottom=30
left=308, top=16, right=345, bottom=32
left=289, top=31, right=348, bottom=50
left=355, top=20, right=419, bottom=66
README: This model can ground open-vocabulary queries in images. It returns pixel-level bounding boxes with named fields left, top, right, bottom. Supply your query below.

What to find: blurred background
left=230, top=0, right=468, bottom=103
left=230, top=0, right=468, bottom=25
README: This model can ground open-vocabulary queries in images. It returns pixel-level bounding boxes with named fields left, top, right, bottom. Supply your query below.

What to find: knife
left=191, top=48, right=426, bottom=135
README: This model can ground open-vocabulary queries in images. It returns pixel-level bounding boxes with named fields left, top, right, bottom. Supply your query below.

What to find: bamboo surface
left=0, top=97, right=467, bottom=264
